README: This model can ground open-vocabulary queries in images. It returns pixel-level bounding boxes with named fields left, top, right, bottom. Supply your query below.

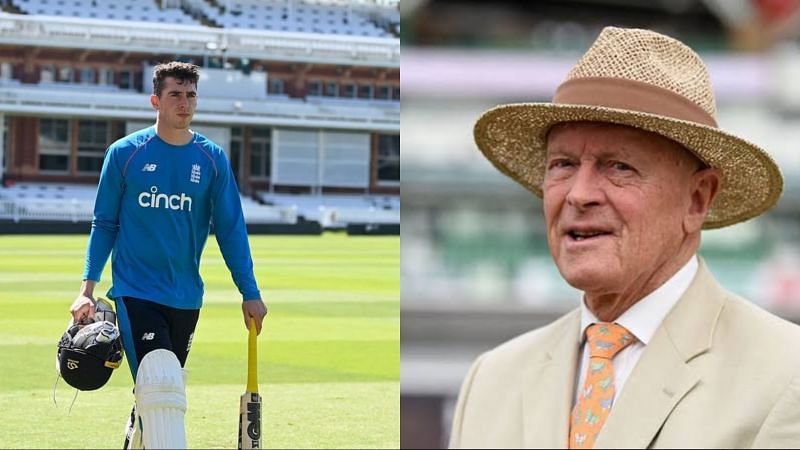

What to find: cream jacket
left=450, top=260, right=800, bottom=448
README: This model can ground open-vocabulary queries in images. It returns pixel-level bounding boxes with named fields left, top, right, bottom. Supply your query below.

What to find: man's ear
left=150, top=94, right=159, bottom=110
left=684, top=168, right=721, bottom=234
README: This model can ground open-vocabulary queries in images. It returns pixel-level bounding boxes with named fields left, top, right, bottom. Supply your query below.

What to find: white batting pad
left=135, top=349, right=187, bottom=449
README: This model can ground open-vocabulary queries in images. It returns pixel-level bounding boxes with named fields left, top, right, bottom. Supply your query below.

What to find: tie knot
left=586, top=323, right=635, bottom=359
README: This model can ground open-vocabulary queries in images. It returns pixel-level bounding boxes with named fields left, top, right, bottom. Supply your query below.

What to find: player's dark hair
left=152, top=62, right=199, bottom=97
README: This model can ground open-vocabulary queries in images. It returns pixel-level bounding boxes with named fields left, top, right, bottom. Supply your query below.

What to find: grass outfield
left=0, top=233, right=399, bottom=449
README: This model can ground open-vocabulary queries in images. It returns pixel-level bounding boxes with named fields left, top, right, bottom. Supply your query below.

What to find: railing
left=319, top=205, right=399, bottom=228
left=0, top=198, right=94, bottom=223
left=0, top=12, right=399, bottom=67
left=0, top=197, right=299, bottom=224
left=0, top=84, right=399, bottom=131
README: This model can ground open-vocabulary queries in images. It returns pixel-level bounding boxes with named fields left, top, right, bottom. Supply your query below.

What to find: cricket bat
left=238, top=318, right=262, bottom=449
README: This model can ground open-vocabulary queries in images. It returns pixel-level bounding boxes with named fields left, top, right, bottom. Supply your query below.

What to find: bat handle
left=247, top=317, right=258, bottom=392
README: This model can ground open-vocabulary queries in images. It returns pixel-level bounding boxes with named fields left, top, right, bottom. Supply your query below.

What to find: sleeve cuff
left=83, top=272, right=100, bottom=282
left=242, top=292, right=262, bottom=302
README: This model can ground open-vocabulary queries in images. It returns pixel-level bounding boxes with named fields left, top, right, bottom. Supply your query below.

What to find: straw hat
left=473, top=26, right=782, bottom=229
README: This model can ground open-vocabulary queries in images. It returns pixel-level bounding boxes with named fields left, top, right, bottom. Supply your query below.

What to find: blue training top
left=83, top=126, right=261, bottom=309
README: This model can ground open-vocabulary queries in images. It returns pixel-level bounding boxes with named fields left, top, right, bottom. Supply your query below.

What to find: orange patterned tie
left=569, top=323, right=636, bottom=449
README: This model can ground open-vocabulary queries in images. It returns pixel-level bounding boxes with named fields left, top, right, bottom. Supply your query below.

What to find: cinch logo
left=138, top=186, right=192, bottom=211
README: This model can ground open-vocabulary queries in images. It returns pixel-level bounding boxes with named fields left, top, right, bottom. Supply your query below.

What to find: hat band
left=553, top=77, right=717, bottom=127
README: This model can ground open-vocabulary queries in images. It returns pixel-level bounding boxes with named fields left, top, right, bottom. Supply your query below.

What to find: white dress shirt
left=573, top=255, right=699, bottom=407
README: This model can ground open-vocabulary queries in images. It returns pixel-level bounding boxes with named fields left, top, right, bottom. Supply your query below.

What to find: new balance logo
left=141, top=332, right=155, bottom=341
left=142, top=164, right=157, bottom=172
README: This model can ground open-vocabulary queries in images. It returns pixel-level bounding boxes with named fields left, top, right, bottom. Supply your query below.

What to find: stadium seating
left=257, top=192, right=399, bottom=228
left=240, top=194, right=298, bottom=224
left=0, top=183, right=397, bottom=227
left=11, top=0, right=397, bottom=37
left=0, top=182, right=298, bottom=224
left=191, top=0, right=392, bottom=37
left=14, top=0, right=200, bottom=25
left=0, top=84, right=399, bottom=131
left=0, top=181, right=97, bottom=200
left=0, top=182, right=95, bottom=222
left=0, top=2, right=398, bottom=231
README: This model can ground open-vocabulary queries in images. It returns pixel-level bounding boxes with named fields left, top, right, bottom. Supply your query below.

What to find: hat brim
left=474, top=103, right=783, bottom=229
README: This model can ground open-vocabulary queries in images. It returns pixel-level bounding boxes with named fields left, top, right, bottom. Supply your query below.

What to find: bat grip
left=247, top=317, right=258, bottom=392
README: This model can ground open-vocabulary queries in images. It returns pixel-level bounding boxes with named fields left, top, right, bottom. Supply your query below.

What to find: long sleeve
left=83, top=148, right=123, bottom=281
left=211, top=153, right=261, bottom=301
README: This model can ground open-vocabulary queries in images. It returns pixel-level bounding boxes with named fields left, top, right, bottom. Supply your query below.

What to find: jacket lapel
left=594, top=259, right=725, bottom=448
left=522, top=309, right=581, bottom=449
left=592, top=331, right=700, bottom=448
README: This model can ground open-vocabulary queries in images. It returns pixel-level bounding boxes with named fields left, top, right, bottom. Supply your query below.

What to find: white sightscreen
left=272, top=129, right=319, bottom=186
left=321, top=131, right=370, bottom=188
left=272, top=128, right=371, bottom=188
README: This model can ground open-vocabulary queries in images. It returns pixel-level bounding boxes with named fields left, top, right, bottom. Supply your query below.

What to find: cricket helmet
left=57, top=320, right=124, bottom=391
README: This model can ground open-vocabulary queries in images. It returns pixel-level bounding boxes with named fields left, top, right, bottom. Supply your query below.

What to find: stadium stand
left=11, top=0, right=398, bottom=37
left=258, top=191, right=398, bottom=227
left=0, top=182, right=95, bottom=222
left=185, top=0, right=393, bottom=37
left=15, top=0, right=200, bottom=25
left=0, top=0, right=399, bottom=234
left=0, top=182, right=299, bottom=224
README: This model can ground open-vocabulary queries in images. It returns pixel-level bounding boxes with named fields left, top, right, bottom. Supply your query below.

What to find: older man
left=449, top=27, right=800, bottom=448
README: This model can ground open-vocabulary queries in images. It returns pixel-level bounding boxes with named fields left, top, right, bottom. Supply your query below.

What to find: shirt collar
left=579, top=255, right=699, bottom=345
